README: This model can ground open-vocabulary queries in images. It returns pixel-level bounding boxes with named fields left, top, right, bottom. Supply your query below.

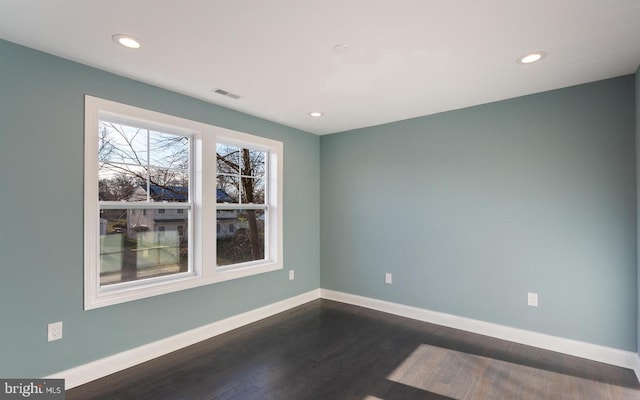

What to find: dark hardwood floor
left=67, top=299, right=640, bottom=400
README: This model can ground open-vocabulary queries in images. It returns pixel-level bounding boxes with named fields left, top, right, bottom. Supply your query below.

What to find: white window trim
left=84, top=95, right=283, bottom=310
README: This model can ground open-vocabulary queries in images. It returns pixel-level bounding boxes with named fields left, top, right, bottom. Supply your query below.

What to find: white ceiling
left=1, top=1, right=639, bottom=135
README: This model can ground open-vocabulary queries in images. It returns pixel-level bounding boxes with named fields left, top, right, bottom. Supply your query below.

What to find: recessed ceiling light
left=112, top=34, right=142, bottom=49
left=309, top=112, right=323, bottom=117
left=517, top=51, right=546, bottom=64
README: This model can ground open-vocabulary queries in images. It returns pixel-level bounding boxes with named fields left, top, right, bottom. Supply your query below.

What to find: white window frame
left=84, top=96, right=283, bottom=310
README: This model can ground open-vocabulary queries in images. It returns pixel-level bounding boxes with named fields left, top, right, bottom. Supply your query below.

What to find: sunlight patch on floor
left=386, top=344, right=638, bottom=400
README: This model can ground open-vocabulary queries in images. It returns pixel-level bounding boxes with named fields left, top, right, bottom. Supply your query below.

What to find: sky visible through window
left=98, top=120, right=189, bottom=203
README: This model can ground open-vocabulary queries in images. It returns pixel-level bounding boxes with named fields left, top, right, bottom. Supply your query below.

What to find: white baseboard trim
left=49, top=287, right=638, bottom=389
left=320, top=289, right=639, bottom=371
left=48, top=289, right=321, bottom=389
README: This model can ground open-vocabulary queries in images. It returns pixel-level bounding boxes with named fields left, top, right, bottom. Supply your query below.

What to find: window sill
left=85, top=262, right=283, bottom=310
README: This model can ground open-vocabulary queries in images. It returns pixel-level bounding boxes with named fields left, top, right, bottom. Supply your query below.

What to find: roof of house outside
left=149, top=185, right=188, bottom=202
left=138, top=185, right=234, bottom=203
left=216, top=188, right=234, bottom=203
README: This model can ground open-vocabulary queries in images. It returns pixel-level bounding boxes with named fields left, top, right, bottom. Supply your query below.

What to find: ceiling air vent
left=211, top=88, right=241, bottom=100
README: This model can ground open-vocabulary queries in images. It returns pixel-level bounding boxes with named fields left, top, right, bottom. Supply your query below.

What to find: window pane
left=216, top=144, right=240, bottom=175
left=216, top=175, right=239, bottom=203
left=99, top=121, right=148, bottom=165
left=216, top=209, right=265, bottom=266
left=240, top=176, right=265, bottom=204
left=100, top=208, right=189, bottom=286
left=98, top=163, right=147, bottom=202
left=98, top=122, right=190, bottom=203
left=149, top=131, right=189, bottom=169
left=241, top=148, right=266, bottom=177
left=148, top=169, right=189, bottom=202
left=216, top=145, right=266, bottom=205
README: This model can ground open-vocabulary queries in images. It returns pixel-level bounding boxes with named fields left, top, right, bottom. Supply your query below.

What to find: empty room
left=1, top=1, right=640, bottom=399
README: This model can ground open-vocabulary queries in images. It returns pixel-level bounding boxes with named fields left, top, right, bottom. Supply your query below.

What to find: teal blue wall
left=321, top=76, right=637, bottom=351
left=0, top=39, right=320, bottom=377
left=0, top=37, right=637, bottom=379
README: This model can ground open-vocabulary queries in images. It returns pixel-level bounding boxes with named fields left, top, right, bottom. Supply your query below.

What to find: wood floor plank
left=66, top=299, right=640, bottom=400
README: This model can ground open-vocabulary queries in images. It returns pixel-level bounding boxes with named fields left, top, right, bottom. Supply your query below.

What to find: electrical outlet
left=385, top=273, right=392, bottom=284
left=527, top=292, right=538, bottom=307
left=289, top=270, right=295, bottom=281
left=48, top=321, right=63, bottom=342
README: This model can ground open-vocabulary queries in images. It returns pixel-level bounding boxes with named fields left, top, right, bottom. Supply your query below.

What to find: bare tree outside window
left=98, top=122, right=189, bottom=202
left=216, top=144, right=267, bottom=266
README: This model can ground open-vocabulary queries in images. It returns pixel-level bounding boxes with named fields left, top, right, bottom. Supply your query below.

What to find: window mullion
left=99, top=202, right=192, bottom=210
left=237, top=169, right=243, bottom=205
left=146, top=128, right=151, bottom=202
left=216, top=203, right=266, bottom=211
